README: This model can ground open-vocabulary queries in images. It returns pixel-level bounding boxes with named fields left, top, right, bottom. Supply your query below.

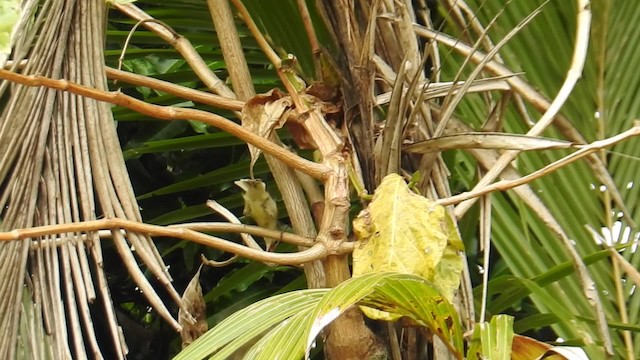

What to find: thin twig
left=206, top=200, right=263, bottom=250
left=436, top=0, right=524, bottom=138
left=452, top=0, right=591, bottom=217
left=113, top=2, right=235, bottom=98
left=105, top=67, right=244, bottom=110
left=201, top=253, right=236, bottom=267
left=438, top=122, right=640, bottom=206
left=0, top=69, right=330, bottom=180
left=118, top=19, right=178, bottom=75
left=1, top=218, right=337, bottom=265
left=478, top=192, right=491, bottom=324
left=414, top=24, right=633, bottom=226
left=295, top=0, right=322, bottom=78
left=374, top=74, right=513, bottom=106
left=229, top=0, right=305, bottom=110
left=27, top=221, right=317, bottom=248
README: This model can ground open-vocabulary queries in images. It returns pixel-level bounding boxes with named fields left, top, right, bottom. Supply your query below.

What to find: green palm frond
left=439, top=0, right=640, bottom=357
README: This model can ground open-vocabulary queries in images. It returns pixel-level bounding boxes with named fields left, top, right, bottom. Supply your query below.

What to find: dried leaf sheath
left=0, top=1, right=181, bottom=358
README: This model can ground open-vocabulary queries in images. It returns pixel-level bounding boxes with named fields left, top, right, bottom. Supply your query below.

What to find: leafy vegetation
left=0, top=0, right=639, bottom=359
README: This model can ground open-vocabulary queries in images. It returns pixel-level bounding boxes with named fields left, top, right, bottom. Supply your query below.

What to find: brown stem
left=0, top=69, right=330, bottom=179
left=208, top=0, right=327, bottom=287
left=106, top=67, right=244, bottom=111
left=226, top=2, right=383, bottom=356
left=0, top=218, right=338, bottom=265
left=295, top=0, right=322, bottom=79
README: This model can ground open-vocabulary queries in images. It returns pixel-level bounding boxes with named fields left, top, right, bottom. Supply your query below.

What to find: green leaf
left=245, top=310, right=310, bottom=360
left=256, top=272, right=464, bottom=359
left=149, top=204, right=214, bottom=225
left=136, top=159, right=270, bottom=200
left=433, top=245, right=465, bottom=301
left=242, top=0, right=321, bottom=77
left=123, top=132, right=246, bottom=160
left=175, top=272, right=464, bottom=360
left=467, top=315, right=514, bottom=360
left=203, top=261, right=273, bottom=303
left=174, top=290, right=325, bottom=360
left=446, top=2, right=640, bottom=356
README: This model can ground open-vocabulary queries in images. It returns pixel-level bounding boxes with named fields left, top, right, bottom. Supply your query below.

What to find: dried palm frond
left=0, top=0, right=183, bottom=358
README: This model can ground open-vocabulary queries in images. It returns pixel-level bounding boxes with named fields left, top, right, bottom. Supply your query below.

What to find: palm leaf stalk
left=0, top=1, right=184, bottom=358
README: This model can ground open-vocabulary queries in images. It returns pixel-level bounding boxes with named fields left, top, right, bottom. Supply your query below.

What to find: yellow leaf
left=433, top=246, right=464, bottom=301
left=235, top=179, right=278, bottom=251
left=433, top=214, right=465, bottom=301
left=352, top=174, right=464, bottom=319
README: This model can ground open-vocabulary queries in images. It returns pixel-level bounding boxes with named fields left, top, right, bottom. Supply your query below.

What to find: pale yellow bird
left=234, top=179, right=278, bottom=251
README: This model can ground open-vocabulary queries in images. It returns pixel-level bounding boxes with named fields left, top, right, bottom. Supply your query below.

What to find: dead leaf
left=179, top=266, right=208, bottom=348
left=241, top=90, right=293, bottom=176
left=307, top=81, right=338, bottom=102
left=285, top=121, right=317, bottom=150
left=404, top=132, right=575, bottom=154
left=352, top=173, right=464, bottom=320
left=511, top=335, right=570, bottom=360
left=285, top=94, right=342, bottom=150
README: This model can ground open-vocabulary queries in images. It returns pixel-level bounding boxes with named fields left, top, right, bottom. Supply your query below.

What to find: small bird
left=234, top=179, right=278, bottom=251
